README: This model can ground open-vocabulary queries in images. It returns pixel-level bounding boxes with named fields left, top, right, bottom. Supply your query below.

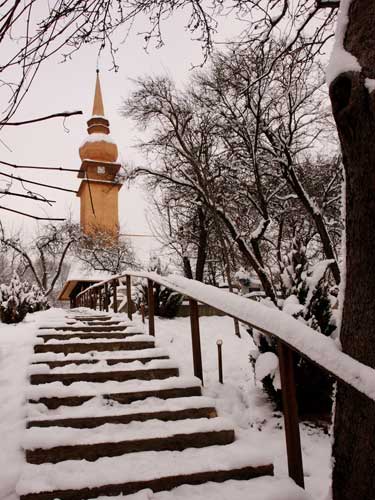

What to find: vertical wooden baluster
left=278, top=341, right=304, bottom=488
left=141, top=303, right=145, bottom=324
left=189, top=298, right=203, bottom=384
left=147, top=279, right=155, bottom=336
left=104, top=283, right=109, bottom=312
left=126, top=275, right=132, bottom=321
left=99, top=289, right=102, bottom=311
left=113, top=280, right=118, bottom=313
left=217, top=339, right=223, bottom=384
left=93, top=290, right=97, bottom=310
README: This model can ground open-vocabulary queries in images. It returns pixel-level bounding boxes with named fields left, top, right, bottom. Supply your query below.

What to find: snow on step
left=24, top=416, right=233, bottom=449
left=92, top=477, right=310, bottom=500
left=37, top=324, right=141, bottom=334
left=28, top=359, right=177, bottom=375
left=27, top=376, right=202, bottom=400
left=34, top=334, right=152, bottom=345
left=31, top=348, right=169, bottom=363
left=28, top=396, right=216, bottom=422
left=17, top=440, right=273, bottom=496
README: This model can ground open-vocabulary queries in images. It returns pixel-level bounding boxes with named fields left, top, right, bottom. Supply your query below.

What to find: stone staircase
left=17, top=311, right=274, bottom=500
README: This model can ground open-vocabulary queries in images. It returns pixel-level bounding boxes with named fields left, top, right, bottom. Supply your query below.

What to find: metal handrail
left=75, top=269, right=375, bottom=490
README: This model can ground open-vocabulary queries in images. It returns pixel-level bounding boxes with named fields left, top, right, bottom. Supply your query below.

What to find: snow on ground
left=153, top=315, right=331, bottom=500
left=0, top=308, right=66, bottom=500
left=0, top=308, right=331, bottom=500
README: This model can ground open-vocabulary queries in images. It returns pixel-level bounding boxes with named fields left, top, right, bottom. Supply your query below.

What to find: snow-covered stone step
left=39, top=325, right=130, bottom=332
left=36, top=333, right=150, bottom=345
left=25, top=417, right=235, bottom=464
left=29, top=359, right=177, bottom=375
left=37, top=331, right=142, bottom=341
left=82, top=319, right=123, bottom=326
left=17, top=440, right=274, bottom=500
left=90, top=477, right=310, bottom=500
left=29, top=365, right=179, bottom=385
left=28, top=376, right=202, bottom=409
left=31, top=347, right=169, bottom=364
left=69, top=316, right=112, bottom=322
left=31, top=355, right=170, bottom=369
left=34, top=337, right=155, bottom=354
left=27, top=396, right=218, bottom=428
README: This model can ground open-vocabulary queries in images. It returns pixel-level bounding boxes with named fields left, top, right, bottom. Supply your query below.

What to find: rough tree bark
left=329, top=1, right=375, bottom=498
left=195, top=206, right=208, bottom=282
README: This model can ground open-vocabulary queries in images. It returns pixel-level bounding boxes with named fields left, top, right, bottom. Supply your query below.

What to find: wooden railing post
left=278, top=341, right=304, bottom=488
left=147, top=279, right=155, bottom=336
left=104, top=283, right=109, bottom=312
left=112, top=280, right=118, bottom=313
left=126, top=275, right=132, bottom=321
left=141, top=303, right=145, bottom=324
left=189, top=298, right=203, bottom=384
left=99, top=288, right=102, bottom=311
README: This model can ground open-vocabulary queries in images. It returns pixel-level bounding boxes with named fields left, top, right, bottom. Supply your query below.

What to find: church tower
left=77, top=70, right=122, bottom=236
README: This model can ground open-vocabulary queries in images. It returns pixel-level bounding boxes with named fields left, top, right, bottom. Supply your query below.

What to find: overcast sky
left=0, top=10, right=244, bottom=263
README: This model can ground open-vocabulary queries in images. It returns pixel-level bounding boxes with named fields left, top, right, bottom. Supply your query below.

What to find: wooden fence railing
left=76, top=270, right=375, bottom=490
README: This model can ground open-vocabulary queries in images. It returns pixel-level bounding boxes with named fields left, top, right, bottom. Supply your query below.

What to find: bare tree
left=75, top=227, right=138, bottom=274
left=0, top=221, right=78, bottom=296
left=0, top=0, right=336, bottom=123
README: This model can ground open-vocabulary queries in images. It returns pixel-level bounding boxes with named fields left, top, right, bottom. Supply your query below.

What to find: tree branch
left=0, top=205, right=65, bottom=220
left=0, top=110, right=82, bottom=126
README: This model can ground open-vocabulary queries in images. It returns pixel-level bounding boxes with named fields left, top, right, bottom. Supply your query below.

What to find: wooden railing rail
left=75, top=270, right=375, bottom=490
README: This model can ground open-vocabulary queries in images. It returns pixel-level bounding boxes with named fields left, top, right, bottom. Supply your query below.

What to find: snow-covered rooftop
left=66, top=259, right=112, bottom=283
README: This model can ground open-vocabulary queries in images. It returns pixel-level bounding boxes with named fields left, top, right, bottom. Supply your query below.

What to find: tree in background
left=123, top=40, right=342, bottom=301
left=75, top=227, right=138, bottom=275
left=0, top=221, right=78, bottom=299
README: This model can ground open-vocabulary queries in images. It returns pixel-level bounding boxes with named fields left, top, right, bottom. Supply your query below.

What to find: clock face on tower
left=97, top=165, right=105, bottom=174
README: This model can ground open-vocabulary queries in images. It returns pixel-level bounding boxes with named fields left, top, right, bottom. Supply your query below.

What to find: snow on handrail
left=77, top=270, right=375, bottom=401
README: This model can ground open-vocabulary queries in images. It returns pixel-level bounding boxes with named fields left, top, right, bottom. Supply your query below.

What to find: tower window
left=97, top=165, right=105, bottom=174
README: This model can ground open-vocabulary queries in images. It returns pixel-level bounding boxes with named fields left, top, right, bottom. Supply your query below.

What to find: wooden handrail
left=75, top=269, right=375, bottom=489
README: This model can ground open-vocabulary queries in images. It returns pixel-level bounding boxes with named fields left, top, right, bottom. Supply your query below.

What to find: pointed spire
left=92, top=69, right=105, bottom=117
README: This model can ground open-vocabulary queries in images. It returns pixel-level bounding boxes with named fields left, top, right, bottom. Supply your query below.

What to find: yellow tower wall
left=78, top=181, right=121, bottom=236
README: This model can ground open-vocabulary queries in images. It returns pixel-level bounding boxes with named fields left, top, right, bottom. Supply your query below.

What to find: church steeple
left=79, top=71, right=118, bottom=163
left=77, top=71, right=123, bottom=236
left=92, top=70, right=105, bottom=117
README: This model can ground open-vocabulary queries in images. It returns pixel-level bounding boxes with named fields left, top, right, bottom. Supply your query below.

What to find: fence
left=76, top=270, right=375, bottom=490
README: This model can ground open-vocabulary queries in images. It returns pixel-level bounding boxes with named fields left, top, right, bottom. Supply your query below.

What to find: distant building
left=58, top=71, right=123, bottom=306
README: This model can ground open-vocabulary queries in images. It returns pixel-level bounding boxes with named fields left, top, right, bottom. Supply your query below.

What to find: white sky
left=0, top=10, right=243, bottom=263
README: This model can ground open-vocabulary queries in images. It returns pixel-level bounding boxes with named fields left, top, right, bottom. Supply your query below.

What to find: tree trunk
left=330, top=2, right=375, bottom=498
left=195, top=207, right=208, bottom=282
left=183, top=256, right=193, bottom=279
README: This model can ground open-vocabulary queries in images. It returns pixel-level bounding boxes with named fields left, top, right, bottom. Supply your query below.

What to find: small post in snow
left=217, top=339, right=223, bottom=384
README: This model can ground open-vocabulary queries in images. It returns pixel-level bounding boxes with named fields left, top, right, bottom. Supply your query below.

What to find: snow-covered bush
left=249, top=237, right=337, bottom=416
left=26, top=284, right=49, bottom=313
left=0, top=274, right=49, bottom=324
left=136, top=282, right=183, bottom=318
left=134, top=257, right=183, bottom=318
